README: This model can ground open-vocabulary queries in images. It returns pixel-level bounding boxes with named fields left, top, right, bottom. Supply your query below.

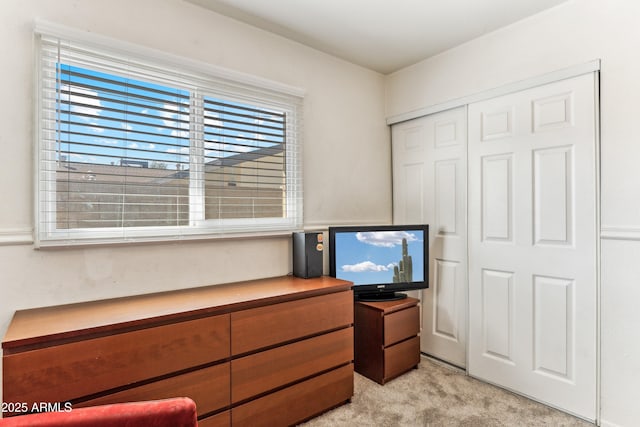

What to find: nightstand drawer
left=384, top=305, right=420, bottom=346
left=384, top=335, right=420, bottom=380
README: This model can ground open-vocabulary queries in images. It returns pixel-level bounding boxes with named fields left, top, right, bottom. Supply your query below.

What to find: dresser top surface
left=3, top=275, right=352, bottom=350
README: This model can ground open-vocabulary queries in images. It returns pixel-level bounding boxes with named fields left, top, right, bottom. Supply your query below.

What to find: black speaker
left=292, top=231, right=324, bottom=278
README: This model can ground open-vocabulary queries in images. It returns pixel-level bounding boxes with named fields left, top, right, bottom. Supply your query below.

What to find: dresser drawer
left=77, top=362, right=230, bottom=416
left=383, top=305, right=420, bottom=346
left=198, top=410, right=230, bottom=427
left=232, top=327, right=353, bottom=403
left=232, top=364, right=353, bottom=427
left=3, top=276, right=355, bottom=423
left=231, top=291, right=353, bottom=355
left=3, top=314, right=230, bottom=407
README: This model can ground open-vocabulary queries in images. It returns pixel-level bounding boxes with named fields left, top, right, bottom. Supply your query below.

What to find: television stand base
left=356, top=292, right=407, bottom=302
left=354, top=297, right=421, bottom=384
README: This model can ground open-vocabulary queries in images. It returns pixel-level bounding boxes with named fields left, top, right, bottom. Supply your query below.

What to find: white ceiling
left=185, top=0, right=570, bottom=74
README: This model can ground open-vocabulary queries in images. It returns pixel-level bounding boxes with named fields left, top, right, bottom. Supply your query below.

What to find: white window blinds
left=35, top=24, right=303, bottom=246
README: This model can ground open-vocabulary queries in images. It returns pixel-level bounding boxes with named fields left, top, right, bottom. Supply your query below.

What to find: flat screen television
left=329, top=224, right=429, bottom=301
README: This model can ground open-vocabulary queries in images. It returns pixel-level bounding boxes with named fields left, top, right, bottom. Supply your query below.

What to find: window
left=35, top=23, right=303, bottom=246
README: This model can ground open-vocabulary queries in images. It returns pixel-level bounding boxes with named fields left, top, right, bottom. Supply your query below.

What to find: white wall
left=386, top=1, right=640, bottom=425
left=0, top=0, right=390, bottom=403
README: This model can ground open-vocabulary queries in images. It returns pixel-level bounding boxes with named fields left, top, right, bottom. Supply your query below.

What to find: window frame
left=34, top=20, right=304, bottom=247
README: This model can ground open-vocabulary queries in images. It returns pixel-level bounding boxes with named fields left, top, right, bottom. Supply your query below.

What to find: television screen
left=329, top=225, right=429, bottom=301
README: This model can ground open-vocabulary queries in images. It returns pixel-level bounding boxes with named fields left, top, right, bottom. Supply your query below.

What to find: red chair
left=0, top=398, right=198, bottom=427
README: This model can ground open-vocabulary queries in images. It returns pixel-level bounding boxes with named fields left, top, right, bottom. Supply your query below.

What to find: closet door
left=467, top=73, right=597, bottom=420
left=392, top=106, right=467, bottom=368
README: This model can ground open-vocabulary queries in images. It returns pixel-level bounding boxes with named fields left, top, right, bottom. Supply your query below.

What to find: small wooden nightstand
left=354, top=297, right=421, bottom=384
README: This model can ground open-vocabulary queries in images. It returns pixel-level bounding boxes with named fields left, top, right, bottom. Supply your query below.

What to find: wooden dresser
left=353, top=297, right=420, bottom=384
left=2, top=276, right=354, bottom=426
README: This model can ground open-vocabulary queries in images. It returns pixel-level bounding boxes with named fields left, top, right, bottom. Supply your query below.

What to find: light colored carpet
left=300, top=357, right=594, bottom=426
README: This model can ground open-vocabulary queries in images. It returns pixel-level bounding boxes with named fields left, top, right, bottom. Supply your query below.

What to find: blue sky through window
left=57, top=64, right=286, bottom=171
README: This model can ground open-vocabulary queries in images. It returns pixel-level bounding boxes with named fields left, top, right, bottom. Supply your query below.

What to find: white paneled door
left=467, top=74, right=598, bottom=420
left=392, top=106, right=467, bottom=368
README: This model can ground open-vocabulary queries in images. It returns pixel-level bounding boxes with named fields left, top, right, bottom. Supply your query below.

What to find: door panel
left=468, top=73, right=597, bottom=420
left=533, top=275, right=573, bottom=379
left=481, top=268, right=514, bottom=363
left=433, top=259, right=459, bottom=341
left=402, top=163, right=425, bottom=223
left=481, top=154, right=513, bottom=242
left=435, top=160, right=458, bottom=234
left=392, top=106, right=467, bottom=368
left=533, top=146, right=573, bottom=245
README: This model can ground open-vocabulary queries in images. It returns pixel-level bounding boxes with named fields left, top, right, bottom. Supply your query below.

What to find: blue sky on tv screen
left=334, top=230, right=424, bottom=285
